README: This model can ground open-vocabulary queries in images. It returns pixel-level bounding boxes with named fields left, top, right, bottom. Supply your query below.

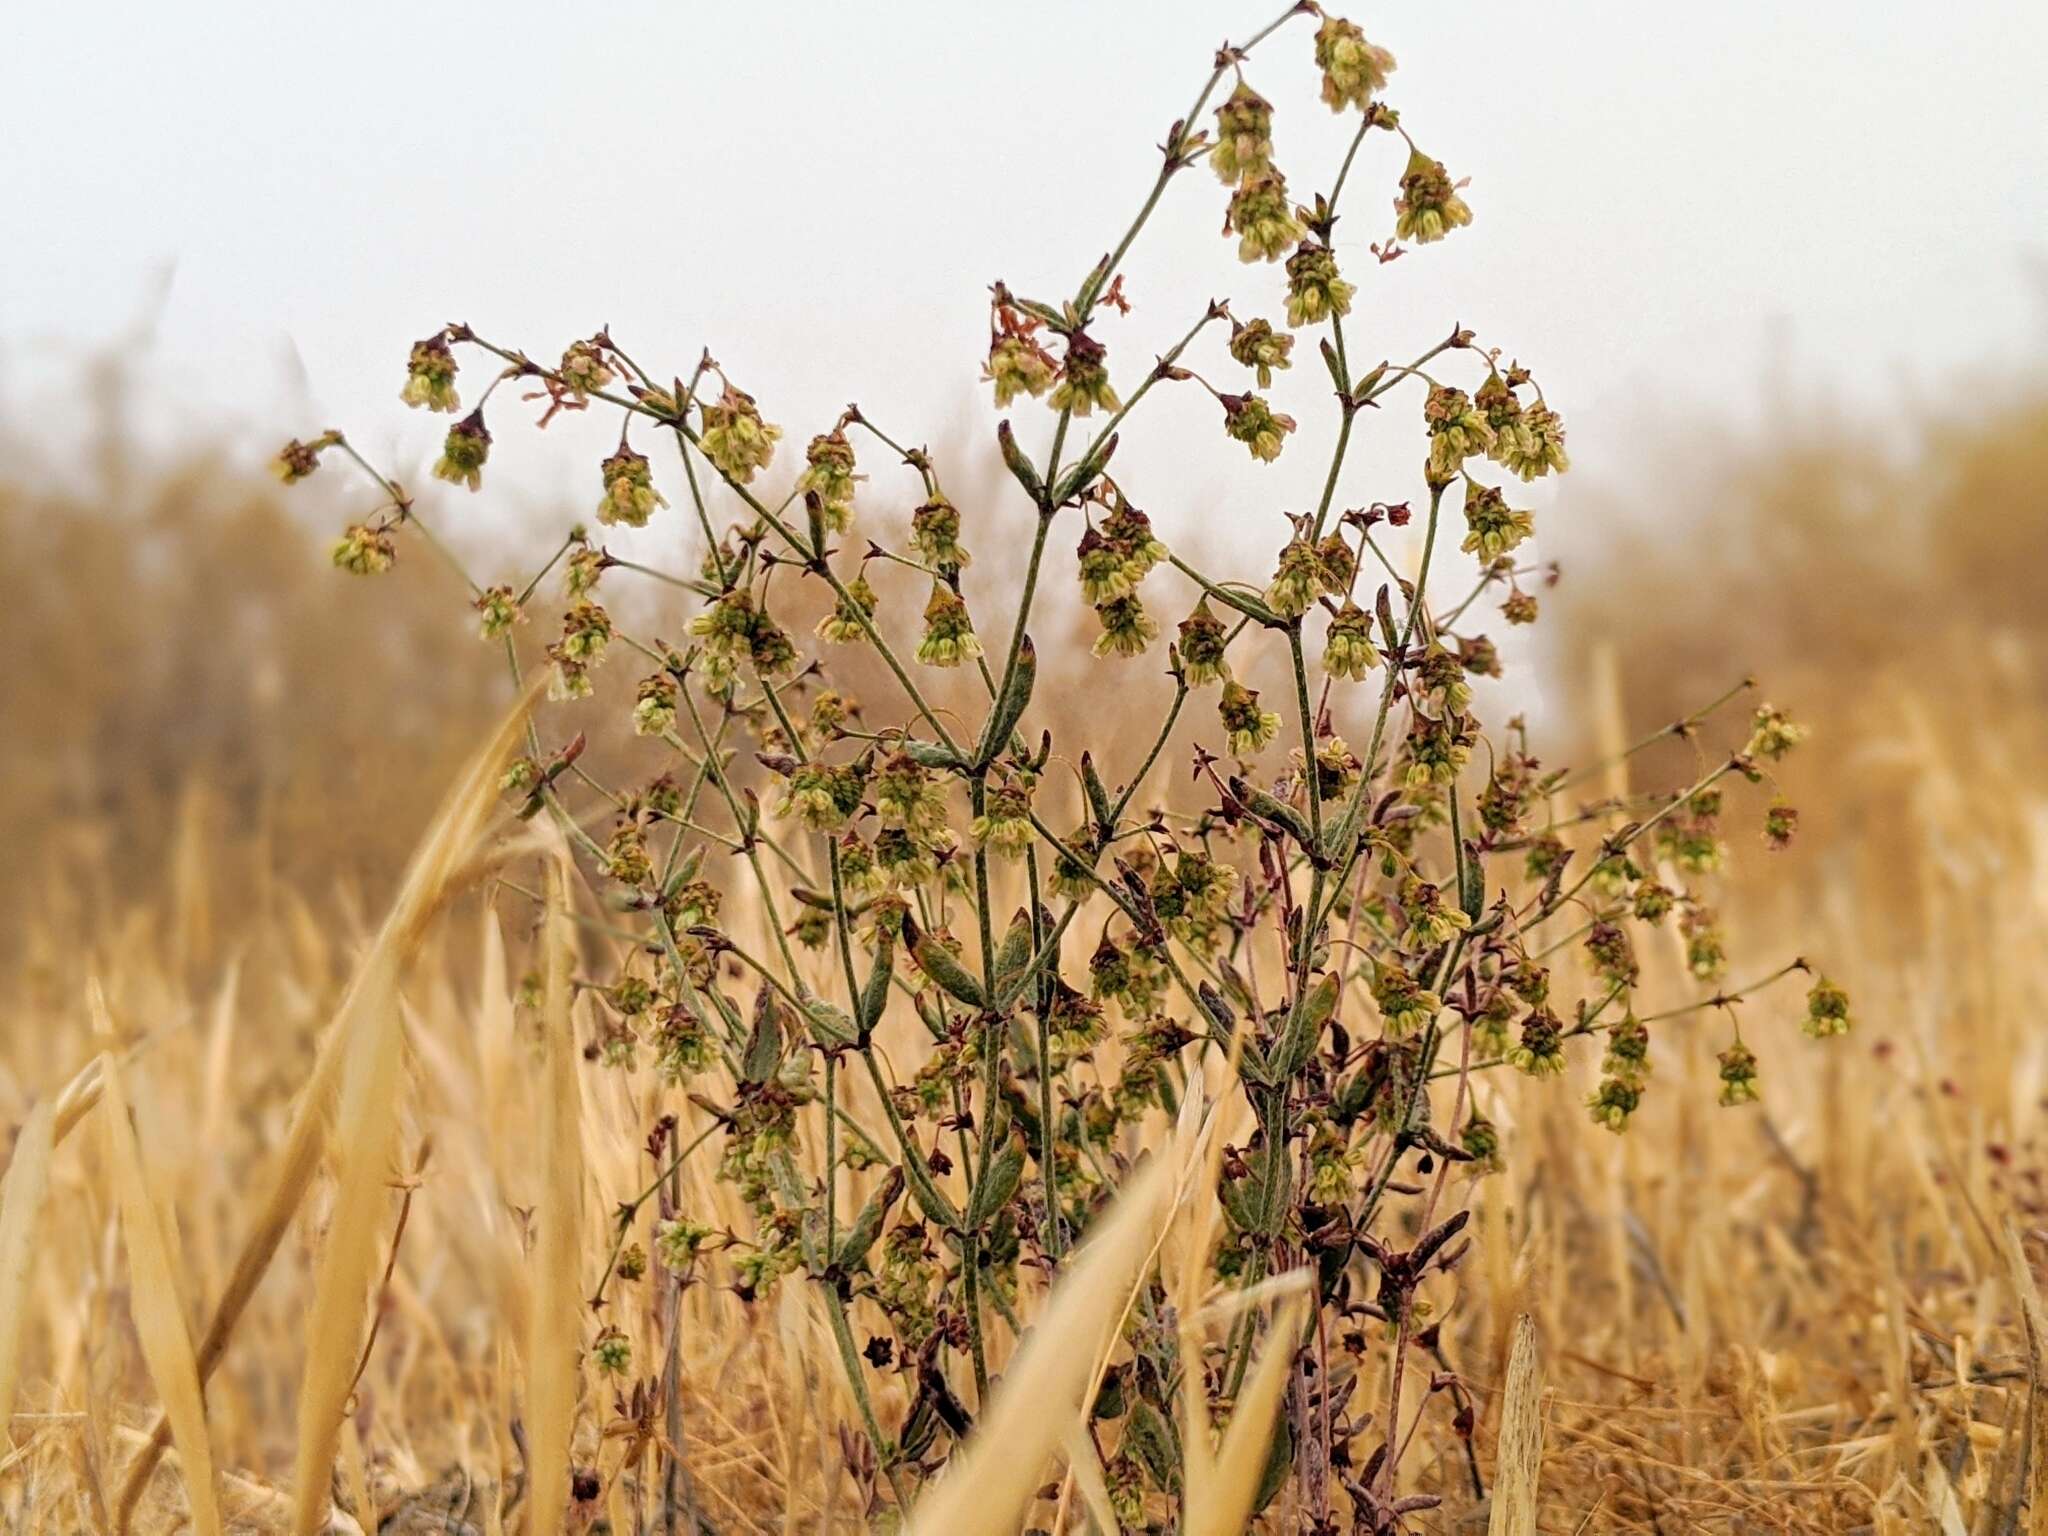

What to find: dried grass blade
left=0, top=1098, right=54, bottom=1453
left=1998, top=1220, right=2048, bottom=1536
left=95, top=1032, right=223, bottom=1536
left=907, top=1152, right=1174, bottom=1536
left=1186, top=1288, right=1308, bottom=1536
left=1488, top=1314, right=1544, bottom=1536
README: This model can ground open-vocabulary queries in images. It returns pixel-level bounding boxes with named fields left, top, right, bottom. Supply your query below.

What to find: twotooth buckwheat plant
left=276, top=5, right=1847, bottom=1529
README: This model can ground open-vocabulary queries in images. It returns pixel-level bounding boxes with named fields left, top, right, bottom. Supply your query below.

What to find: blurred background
left=3, top=0, right=2044, bottom=960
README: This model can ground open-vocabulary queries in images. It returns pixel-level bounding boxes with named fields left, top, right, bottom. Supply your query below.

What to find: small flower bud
left=1221, top=392, right=1297, bottom=462
left=910, top=494, right=972, bottom=574
left=271, top=432, right=336, bottom=484
left=432, top=411, right=492, bottom=492
left=331, top=523, right=396, bottom=576
left=400, top=334, right=460, bottom=412
left=1225, top=173, right=1304, bottom=263
left=473, top=585, right=522, bottom=640
left=1177, top=599, right=1232, bottom=686
left=597, top=445, right=667, bottom=528
left=1716, top=1042, right=1760, bottom=1106
left=1323, top=602, right=1378, bottom=680
left=1804, top=976, right=1852, bottom=1039
left=1314, top=16, right=1396, bottom=113
left=1211, top=79, right=1275, bottom=185
left=1460, top=482, right=1535, bottom=559
left=698, top=382, right=782, bottom=483
left=917, top=584, right=982, bottom=669
left=1218, top=680, right=1280, bottom=756
left=1394, top=147, right=1473, bottom=245
left=1228, top=317, right=1294, bottom=388
left=1284, top=242, right=1356, bottom=329
left=1050, top=331, right=1120, bottom=418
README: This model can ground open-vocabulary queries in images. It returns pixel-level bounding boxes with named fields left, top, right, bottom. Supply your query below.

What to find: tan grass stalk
left=1487, top=1314, right=1543, bottom=1536
left=0, top=1098, right=54, bottom=1454
left=526, top=852, right=587, bottom=1533
left=98, top=683, right=537, bottom=1531
left=1999, top=1219, right=2048, bottom=1536
left=906, top=1151, right=1174, bottom=1536
left=1184, top=1287, right=1310, bottom=1536
left=287, top=937, right=408, bottom=1535
left=1060, top=1420, right=1120, bottom=1535
left=93, top=999, right=224, bottom=1536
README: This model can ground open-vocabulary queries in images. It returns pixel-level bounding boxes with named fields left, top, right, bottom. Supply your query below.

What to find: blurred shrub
left=2, top=440, right=504, bottom=965
left=1548, top=373, right=2048, bottom=941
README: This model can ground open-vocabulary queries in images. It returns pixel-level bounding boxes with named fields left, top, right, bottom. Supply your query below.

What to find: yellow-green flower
left=597, top=445, right=667, bottom=527
left=1717, top=1043, right=1760, bottom=1106
left=1804, top=976, right=1852, bottom=1038
left=331, top=523, right=396, bottom=575
left=1092, top=593, right=1158, bottom=658
left=1226, top=173, right=1304, bottom=263
left=817, top=575, right=879, bottom=644
left=1211, top=79, right=1275, bottom=184
left=604, top=822, right=653, bottom=885
left=1587, top=1077, right=1642, bottom=1133
left=1323, top=601, right=1377, bottom=680
left=557, top=338, right=615, bottom=403
left=1222, top=392, right=1296, bottom=462
left=400, top=334, right=460, bottom=412
left=1460, top=481, right=1534, bottom=558
left=1228, top=317, right=1293, bottom=387
left=799, top=428, right=862, bottom=531
left=271, top=432, right=336, bottom=484
left=699, top=381, right=781, bottom=483
left=1506, top=1007, right=1567, bottom=1077
left=1314, top=15, right=1396, bottom=112
left=1498, top=400, right=1569, bottom=480
left=917, top=584, right=982, bottom=668
left=984, top=327, right=1058, bottom=406
left=1050, top=331, right=1119, bottom=418
left=432, top=411, right=492, bottom=492
left=633, top=673, right=678, bottom=737
left=1394, top=147, right=1472, bottom=244
left=1284, top=242, right=1355, bottom=328
left=1423, top=385, right=1495, bottom=480
left=1265, top=536, right=1324, bottom=617
left=1747, top=703, right=1807, bottom=761
left=1218, top=680, right=1279, bottom=756
left=970, top=772, right=1036, bottom=859
left=1177, top=598, right=1231, bottom=686
left=473, top=585, right=522, bottom=640
left=911, top=493, right=971, bottom=573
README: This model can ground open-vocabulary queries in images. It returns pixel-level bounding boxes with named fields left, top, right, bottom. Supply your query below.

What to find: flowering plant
left=278, top=6, right=1843, bottom=1526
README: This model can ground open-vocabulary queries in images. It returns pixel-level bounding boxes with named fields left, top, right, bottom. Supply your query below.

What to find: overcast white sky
left=3, top=0, right=2046, bottom=558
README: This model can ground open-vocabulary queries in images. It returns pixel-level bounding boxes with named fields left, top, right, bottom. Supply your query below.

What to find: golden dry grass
left=5, top=376, right=2048, bottom=1532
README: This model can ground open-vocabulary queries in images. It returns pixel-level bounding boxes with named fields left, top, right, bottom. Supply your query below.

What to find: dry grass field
left=2, top=367, right=2046, bottom=1535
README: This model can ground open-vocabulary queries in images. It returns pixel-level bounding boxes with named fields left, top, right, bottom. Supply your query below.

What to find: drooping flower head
left=1211, top=78, right=1275, bottom=185
left=400, top=334, right=460, bottom=412
left=1394, top=147, right=1473, bottom=244
left=1314, top=15, right=1396, bottom=112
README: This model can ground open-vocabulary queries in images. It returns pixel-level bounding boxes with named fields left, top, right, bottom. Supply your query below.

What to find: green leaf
left=975, top=634, right=1038, bottom=768
left=832, top=1167, right=905, bottom=1271
left=857, top=936, right=895, bottom=1040
left=969, top=1140, right=1026, bottom=1227
left=740, top=989, right=783, bottom=1084
left=903, top=915, right=988, bottom=1009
